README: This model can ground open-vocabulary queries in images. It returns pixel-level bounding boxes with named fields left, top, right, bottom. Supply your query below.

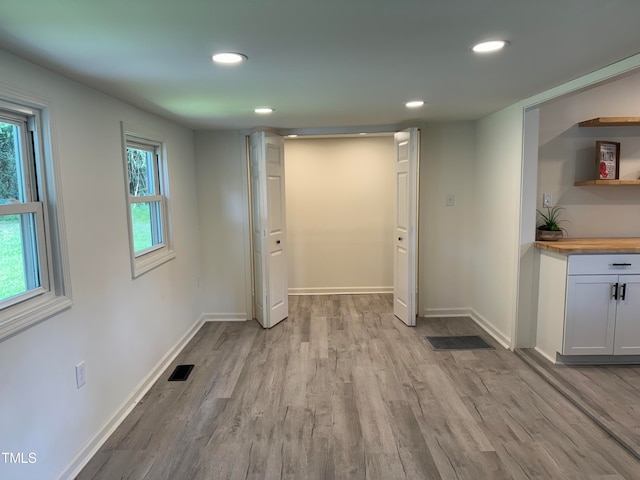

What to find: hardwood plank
left=518, top=348, right=640, bottom=461
left=78, top=294, right=640, bottom=480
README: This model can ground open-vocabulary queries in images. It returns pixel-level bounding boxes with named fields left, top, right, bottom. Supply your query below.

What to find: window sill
left=0, top=293, right=73, bottom=341
left=132, top=249, right=176, bottom=278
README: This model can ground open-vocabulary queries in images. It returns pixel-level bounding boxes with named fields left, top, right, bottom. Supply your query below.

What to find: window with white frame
left=122, top=127, right=174, bottom=277
left=0, top=97, right=72, bottom=340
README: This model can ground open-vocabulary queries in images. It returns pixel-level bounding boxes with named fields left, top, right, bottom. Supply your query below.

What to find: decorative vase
left=536, top=229, right=563, bottom=241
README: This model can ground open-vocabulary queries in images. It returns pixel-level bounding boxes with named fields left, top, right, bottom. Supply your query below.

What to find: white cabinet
left=613, top=276, right=640, bottom=354
left=536, top=251, right=640, bottom=361
left=564, top=274, right=618, bottom=355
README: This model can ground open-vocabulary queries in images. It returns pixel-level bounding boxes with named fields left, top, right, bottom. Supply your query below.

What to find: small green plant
left=536, top=206, right=566, bottom=232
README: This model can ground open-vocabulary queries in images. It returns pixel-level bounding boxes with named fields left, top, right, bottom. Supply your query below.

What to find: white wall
left=537, top=70, right=640, bottom=237
left=419, top=122, right=476, bottom=316
left=0, top=49, right=202, bottom=480
left=284, top=136, right=395, bottom=294
left=194, top=131, right=251, bottom=319
left=193, top=125, right=481, bottom=317
left=472, top=105, right=524, bottom=347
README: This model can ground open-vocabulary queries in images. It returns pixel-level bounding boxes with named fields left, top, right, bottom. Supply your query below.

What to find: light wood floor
left=78, top=295, right=640, bottom=479
left=518, top=348, right=640, bottom=461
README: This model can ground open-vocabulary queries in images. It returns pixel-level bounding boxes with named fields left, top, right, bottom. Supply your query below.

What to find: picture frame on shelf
left=596, top=140, right=620, bottom=180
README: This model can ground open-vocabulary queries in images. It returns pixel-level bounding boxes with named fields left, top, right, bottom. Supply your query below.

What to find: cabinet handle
left=621, top=283, right=627, bottom=301
left=612, top=283, right=619, bottom=300
left=611, top=263, right=632, bottom=267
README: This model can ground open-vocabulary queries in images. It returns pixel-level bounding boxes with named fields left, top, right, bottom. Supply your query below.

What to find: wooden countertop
left=535, top=238, right=640, bottom=254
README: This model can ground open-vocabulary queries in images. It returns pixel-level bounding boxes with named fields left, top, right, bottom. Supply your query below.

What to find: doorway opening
left=248, top=129, right=419, bottom=328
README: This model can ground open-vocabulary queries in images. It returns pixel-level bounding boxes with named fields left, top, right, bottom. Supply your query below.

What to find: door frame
left=244, top=126, right=421, bottom=323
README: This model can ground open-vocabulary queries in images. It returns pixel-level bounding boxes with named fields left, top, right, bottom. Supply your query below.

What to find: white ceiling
left=1, top=0, right=640, bottom=130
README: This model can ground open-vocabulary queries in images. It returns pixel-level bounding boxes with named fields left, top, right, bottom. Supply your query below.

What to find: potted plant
left=536, top=206, right=566, bottom=241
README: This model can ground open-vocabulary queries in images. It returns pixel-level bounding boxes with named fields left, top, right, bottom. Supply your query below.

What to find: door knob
left=276, top=240, right=281, bottom=244
left=398, top=237, right=403, bottom=241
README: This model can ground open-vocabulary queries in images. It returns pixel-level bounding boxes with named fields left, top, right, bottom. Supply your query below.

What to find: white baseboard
left=534, top=346, right=558, bottom=364
left=468, top=308, right=512, bottom=350
left=57, top=315, right=205, bottom=480
left=422, top=307, right=512, bottom=350
left=423, top=307, right=474, bottom=318
left=289, top=286, right=393, bottom=296
left=202, top=312, right=248, bottom=322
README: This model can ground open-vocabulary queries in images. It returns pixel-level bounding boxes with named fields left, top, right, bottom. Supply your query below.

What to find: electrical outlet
left=543, top=193, right=552, bottom=208
left=75, top=361, right=86, bottom=389
left=446, top=193, right=455, bottom=207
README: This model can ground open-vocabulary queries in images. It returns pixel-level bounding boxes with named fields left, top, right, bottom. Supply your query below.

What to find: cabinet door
left=564, top=275, right=617, bottom=355
left=613, top=275, right=640, bottom=355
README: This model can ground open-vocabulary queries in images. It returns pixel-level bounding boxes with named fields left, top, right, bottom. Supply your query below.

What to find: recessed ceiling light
left=359, top=133, right=367, bottom=135
left=254, top=107, right=274, bottom=114
left=287, top=134, right=298, bottom=138
left=405, top=100, right=425, bottom=108
left=212, top=52, right=247, bottom=64
left=472, top=40, right=509, bottom=53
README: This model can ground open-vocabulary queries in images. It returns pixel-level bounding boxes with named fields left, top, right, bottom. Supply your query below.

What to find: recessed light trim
left=405, top=100, right=425, bottom=108
left=212, top=52, right=247, bottom=64
left=254, top=107, right=274, bottom=114
left=472, top=40, right=508, bottom=53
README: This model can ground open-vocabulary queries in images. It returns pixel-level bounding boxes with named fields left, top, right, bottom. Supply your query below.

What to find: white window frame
left=121, top=123, right=174, bottom=277
left=0, top=93, right=72, bottom=341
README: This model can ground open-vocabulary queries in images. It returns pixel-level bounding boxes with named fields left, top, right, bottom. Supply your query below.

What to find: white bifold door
left=393, top=128, right=419, bottom=326
left=249, top=132, right=288, bottom=328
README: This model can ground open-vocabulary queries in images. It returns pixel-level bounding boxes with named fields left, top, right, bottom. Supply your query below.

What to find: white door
left=249, top=132, right=289, bottom=328
left=613, top=275, right=640, bottom=355
left=393, top=128, right=419, bottom=326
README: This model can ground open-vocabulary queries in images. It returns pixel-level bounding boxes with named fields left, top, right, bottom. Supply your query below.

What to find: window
left=122, top=125, right=174, bottom=277
left=0, top=96, right=72, bottom=340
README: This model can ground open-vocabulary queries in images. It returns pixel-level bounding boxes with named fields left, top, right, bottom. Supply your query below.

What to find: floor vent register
left=425, top=335, right=494, bottom=351
left=168, top=364, right=195, bottom=381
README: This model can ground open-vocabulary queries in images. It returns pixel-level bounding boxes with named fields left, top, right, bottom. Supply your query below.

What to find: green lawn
left=131, top=203, right=153, bottom=253
left=0, top=215, right=26, bottom=301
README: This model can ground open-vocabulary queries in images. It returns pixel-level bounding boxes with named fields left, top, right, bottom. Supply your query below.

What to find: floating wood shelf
left=578, top=117, right=640, bottom=127
left=574, top=179, right=640, bottom=186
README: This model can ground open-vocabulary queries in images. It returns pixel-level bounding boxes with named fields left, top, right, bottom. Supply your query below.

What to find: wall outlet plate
left=75, top=361, right=86, bottom=389
left=543, top=193, right=552, bottom=208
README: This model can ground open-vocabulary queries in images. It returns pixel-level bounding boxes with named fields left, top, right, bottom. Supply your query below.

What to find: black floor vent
left=426, top=335, right=494, bottom=351
left=168, top=364, right=194, bottom=381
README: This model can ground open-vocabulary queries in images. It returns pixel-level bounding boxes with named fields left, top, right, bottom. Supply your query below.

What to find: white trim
left=521, top=53, right=640, bottom=111
left=533, top=346, right=557, bottom=364
left=133, top=250, right=176, bottom=277
left=0, top=201, right=41, bottom=215
left=130, top=195, right=162, bottom=204
left=422, top=307, right=474, bottom=318
left=57, top=314, right=205, bottom=480
left=469, top=308, right=512, bottom=350
left=0, top=85, right=73, bottom=339
left=0, top=295, right=72, bottom=341
left=202, top=312, right=248, bottom=322
left=288, top=286, right=393, bottom=296
left=120, top=122, right=174, bottom=278
left=241, top=134, right=253, bottom=324
left=422, top=307, right=512, bottom=349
